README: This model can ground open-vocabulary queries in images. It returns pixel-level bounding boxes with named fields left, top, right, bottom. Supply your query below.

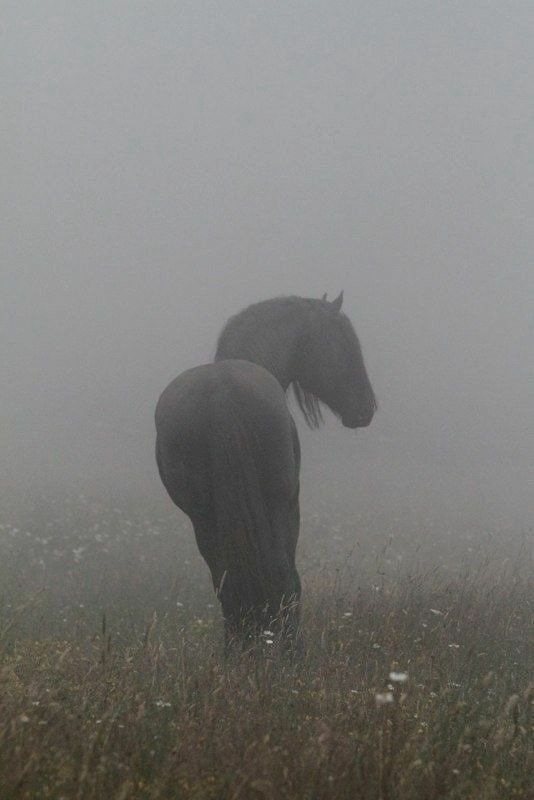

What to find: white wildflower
left=72, top=546, right=85, bottom=562
left=375, top=692, right=394, bottom=705
left=389, top=671, right=408, bottom=683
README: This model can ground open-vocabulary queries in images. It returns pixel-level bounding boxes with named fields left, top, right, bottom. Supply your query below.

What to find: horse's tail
left=208, top=396, right=291, bottom=634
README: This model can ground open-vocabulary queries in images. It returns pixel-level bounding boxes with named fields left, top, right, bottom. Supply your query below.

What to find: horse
left=155, top=292, right=376, bottom=643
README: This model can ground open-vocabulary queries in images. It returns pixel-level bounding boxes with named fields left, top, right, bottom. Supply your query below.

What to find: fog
left=2, top=2, right=533, bottom=534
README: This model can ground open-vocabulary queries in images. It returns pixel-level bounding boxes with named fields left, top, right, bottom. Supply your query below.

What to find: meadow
left=0, top=492, right=532, bottom=800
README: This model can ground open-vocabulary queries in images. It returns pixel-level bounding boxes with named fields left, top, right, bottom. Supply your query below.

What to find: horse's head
left=295, top=292, right=377, bottom=429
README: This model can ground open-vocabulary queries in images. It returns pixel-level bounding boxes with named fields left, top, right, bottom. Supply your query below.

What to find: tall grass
left=0, top=494, right=532, bottom=799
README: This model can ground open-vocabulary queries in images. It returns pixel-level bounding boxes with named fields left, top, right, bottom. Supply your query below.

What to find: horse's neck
left=216, top=302, right=309, bottom=390
left=222, top=334, right=296, bottom=390
left=249, top=344, right=295, bottom=391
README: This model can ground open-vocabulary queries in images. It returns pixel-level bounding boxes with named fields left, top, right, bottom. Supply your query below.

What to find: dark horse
left=155, top=293, right=376, bottom=641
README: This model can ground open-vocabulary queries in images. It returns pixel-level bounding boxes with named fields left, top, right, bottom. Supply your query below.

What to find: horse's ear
left=330, top=290, right=344, bottom=312
left=321, top=293, right=328, bottom=302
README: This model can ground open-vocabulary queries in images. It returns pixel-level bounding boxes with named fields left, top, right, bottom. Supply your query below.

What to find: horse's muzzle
left=342, top=411, right=374, bottom=429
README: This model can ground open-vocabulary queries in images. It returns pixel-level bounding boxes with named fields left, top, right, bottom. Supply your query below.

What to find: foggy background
left=2, top=2, right=532, bottom=535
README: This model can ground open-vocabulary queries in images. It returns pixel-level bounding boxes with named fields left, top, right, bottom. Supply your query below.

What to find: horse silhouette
left=155, top=293, right=376, bottom=642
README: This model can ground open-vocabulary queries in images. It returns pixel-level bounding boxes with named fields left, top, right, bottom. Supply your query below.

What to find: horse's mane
left=215, top=296, right=307, bottom=356
left=291, top=381, right=324, bottom=429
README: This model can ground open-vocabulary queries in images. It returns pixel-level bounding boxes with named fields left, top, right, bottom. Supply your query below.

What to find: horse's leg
left=288, top=416, right=301, bottom=550
left=159, top=446, right=234, bottom=643
left=267, top=500, right=301, bottom=639
left=250, top=412, right=301, bottom=642
left=191, top=506, right=259, bottom=649
left=157, top=443, right=235, bottom=645
left=286, top=417, right=302, bottom=636
left=190, top=512, right=242, bottom=651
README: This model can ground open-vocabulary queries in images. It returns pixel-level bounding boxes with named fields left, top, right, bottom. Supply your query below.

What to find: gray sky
left=2, top=2, right=533, bottom=528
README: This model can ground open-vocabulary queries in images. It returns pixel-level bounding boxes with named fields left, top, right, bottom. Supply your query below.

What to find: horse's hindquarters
left=155, top=360, right=302, bottom=638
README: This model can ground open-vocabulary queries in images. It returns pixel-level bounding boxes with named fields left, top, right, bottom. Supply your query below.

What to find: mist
left=2, top=1, right=533, bottom=534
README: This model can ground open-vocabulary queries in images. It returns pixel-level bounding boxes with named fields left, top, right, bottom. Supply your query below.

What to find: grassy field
left=0, top=493, right=532, bottom=799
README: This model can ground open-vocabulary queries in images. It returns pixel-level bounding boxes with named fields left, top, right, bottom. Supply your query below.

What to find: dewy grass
left=0, top=494, right=532, bottom=799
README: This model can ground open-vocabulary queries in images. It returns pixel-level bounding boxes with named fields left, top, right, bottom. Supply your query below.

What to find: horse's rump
left=155, top=360, right=300, bottom=629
